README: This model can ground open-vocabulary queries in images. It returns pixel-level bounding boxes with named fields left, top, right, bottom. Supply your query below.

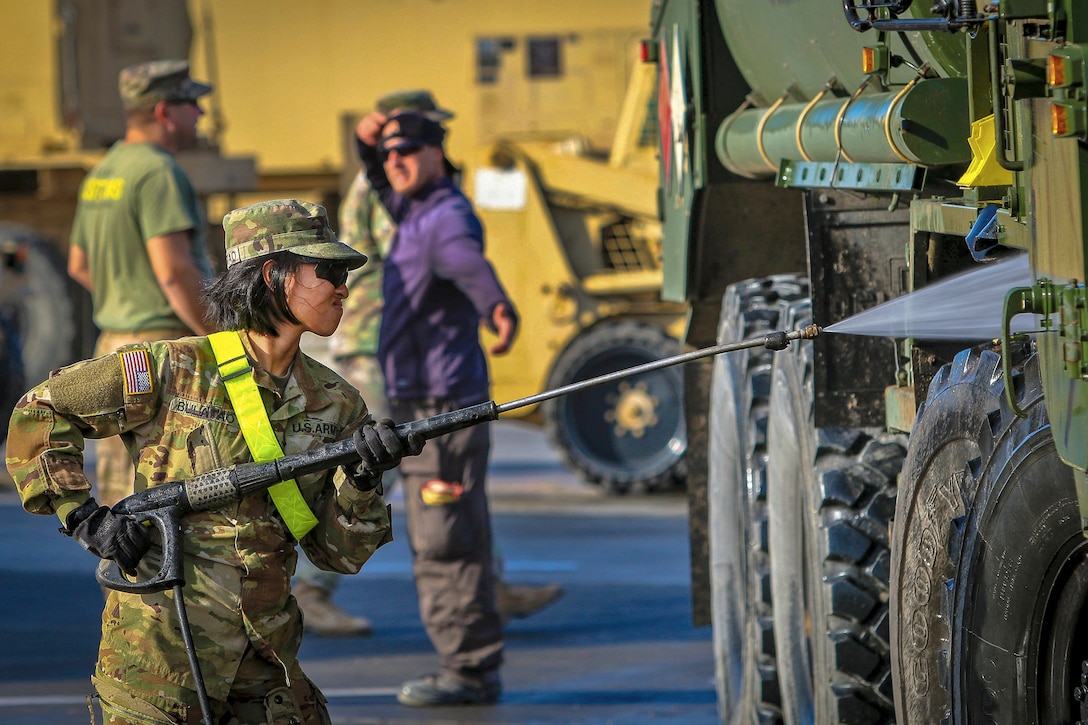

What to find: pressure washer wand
left=389, top=325, right=822, bottom=448
left=98, top=325, right=821, bottom=592
left=494, top=324, right=821, bottom=415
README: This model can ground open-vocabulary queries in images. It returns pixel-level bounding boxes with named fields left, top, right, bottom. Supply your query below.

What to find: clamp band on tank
left=795, top=77, right=837, bottom=163
left=756, top=91, right=790, bottom=172
left=834, top=78, right=870, bottom=164
left=719, top=96, right=761, bottom=179
left=883, top=64, right=930, bottom=164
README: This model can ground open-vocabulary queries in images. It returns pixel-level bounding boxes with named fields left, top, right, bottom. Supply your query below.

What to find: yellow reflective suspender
left=208, top=331, right=319, bottom=539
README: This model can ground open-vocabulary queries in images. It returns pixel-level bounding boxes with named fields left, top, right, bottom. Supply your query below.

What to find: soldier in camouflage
left=6, top=199, right=417, bottom=724
left=292, top=90, right=453, bottom=638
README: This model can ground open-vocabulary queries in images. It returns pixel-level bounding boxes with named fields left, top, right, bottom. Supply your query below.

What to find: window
left=476, top=37, right=516, bottom=85
left=527, top=37, right=562, bottom=79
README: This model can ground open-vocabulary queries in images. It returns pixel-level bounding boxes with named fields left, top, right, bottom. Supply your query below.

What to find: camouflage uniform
left=7, top=199, right=383, bottom=724
left=329, top=170, right=395, bottom=418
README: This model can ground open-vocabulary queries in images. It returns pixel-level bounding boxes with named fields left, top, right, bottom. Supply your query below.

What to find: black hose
left=174, top=585, right=213, bottom=725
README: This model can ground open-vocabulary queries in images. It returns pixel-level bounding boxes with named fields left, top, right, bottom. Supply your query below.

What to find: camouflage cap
left=119, top=59, right=213, bottom=111
left=222, top=199, right=367, bottom=269
left=375, top=89, right=454, bottom=121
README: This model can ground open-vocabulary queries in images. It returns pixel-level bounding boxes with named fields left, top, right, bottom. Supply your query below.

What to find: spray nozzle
left=763, top=326, right=820, bottom=351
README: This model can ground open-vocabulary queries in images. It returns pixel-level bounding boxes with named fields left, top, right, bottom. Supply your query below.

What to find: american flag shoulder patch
left=120, top=349, right=153, bottom=396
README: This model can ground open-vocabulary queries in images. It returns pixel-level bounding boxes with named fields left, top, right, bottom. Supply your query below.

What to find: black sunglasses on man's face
left=380, top=143, right=423, bottom=162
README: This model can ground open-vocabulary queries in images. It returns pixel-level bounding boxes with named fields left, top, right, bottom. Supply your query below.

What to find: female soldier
left=5, top=199, right=418, bottom=724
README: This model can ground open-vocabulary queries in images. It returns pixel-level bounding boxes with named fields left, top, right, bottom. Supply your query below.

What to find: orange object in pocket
left=420, top=479, right=464, bottom=506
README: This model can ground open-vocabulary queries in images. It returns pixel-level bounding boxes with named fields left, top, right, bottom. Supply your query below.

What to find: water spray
left=823, top=254, right=1032, bottom=340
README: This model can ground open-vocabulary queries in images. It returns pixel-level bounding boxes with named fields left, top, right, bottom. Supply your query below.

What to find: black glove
left=350, top=418, right=424, bottom=486
left=62, top=498, right=151, bottom=576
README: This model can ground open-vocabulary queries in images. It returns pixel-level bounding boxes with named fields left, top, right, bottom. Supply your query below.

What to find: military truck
left=647, top=0, right=1088, bottom=722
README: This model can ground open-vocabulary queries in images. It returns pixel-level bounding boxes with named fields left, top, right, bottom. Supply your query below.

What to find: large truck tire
left=708, top=275, right=808, bottom=724
left=891, top=345, right=1088, bottom=723
left=0, top=224, right=78, bottom=387
left=543, top=320, right=685, bottom=494
left=766, top=299, right=905, bottom=724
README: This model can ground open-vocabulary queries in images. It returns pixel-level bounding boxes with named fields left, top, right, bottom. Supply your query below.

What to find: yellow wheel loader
left=469, top=61, right=688, bottom=493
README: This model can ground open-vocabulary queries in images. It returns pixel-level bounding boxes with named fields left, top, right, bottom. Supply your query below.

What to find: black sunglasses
left=165, top=98, right=200, bottom=108
left=380, top=143, right=423, bottom=162
left=313, top=261, right=350, bottom=288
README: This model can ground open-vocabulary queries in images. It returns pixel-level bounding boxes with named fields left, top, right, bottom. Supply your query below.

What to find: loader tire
left=543, top=320, right=685, bottom=494
left=766, top=299, right=904, bottom=724
left=891, top=345, right=1088, bottom=724
left=707, top=275, right=807, bottom=724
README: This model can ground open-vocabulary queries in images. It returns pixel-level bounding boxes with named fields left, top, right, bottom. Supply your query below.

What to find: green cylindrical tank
left=714, top=0, right=966, bottom=99
left=713, top=0, right=970, bottom=176
left=717, top=78, right=971, bottom=176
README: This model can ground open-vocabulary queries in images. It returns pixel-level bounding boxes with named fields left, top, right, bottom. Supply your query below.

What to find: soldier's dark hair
left=204, top=251, right=305, bottom=335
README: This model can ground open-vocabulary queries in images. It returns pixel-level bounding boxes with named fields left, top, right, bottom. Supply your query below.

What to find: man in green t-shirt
left=68, top=59, right=216, bottom=508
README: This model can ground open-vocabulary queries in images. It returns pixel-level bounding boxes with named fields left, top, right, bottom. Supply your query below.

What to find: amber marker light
left=1051, top=101, right=1085, bottom=138
left=862, top=47, right=877, bottom=74
left=1052, top=102, right=1076, bottom=137
left=1053, top=103, right=1070, bottom=135
left=1048, top=54, right=1069, bottom=87
left=861, top=46, right=888, bottom=75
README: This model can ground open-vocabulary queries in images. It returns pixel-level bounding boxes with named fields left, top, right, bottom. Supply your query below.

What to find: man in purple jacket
left=355, top=109, right=516, bottom=706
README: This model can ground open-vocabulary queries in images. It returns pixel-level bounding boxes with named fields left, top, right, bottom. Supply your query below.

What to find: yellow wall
left=189, top=0, right=651, bottom=173
left=0, top=0, right=651, bottom=173
left=0, top=3, right=67, bottom=155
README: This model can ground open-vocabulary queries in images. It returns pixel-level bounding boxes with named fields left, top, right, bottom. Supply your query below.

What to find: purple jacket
left=360, top=142, right=516, bottom=403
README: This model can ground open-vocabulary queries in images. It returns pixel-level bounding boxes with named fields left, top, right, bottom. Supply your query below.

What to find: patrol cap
left=119, top=59, right=212, bottom=111
left=380, top=111, right=447, bottom=155
left=222, top=199, right=367, bottom=269
left=375, top=89, right=455, bottom=121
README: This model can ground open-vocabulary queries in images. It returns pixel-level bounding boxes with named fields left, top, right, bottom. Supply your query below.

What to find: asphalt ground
left=0, top=420, right=717, bottom=724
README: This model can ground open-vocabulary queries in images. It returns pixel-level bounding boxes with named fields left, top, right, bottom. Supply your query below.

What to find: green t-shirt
left=70, top=142, right=213, bottom=332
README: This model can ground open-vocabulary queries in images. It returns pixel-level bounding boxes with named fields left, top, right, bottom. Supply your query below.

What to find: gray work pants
left=390, top=398, right=504, bottom=685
